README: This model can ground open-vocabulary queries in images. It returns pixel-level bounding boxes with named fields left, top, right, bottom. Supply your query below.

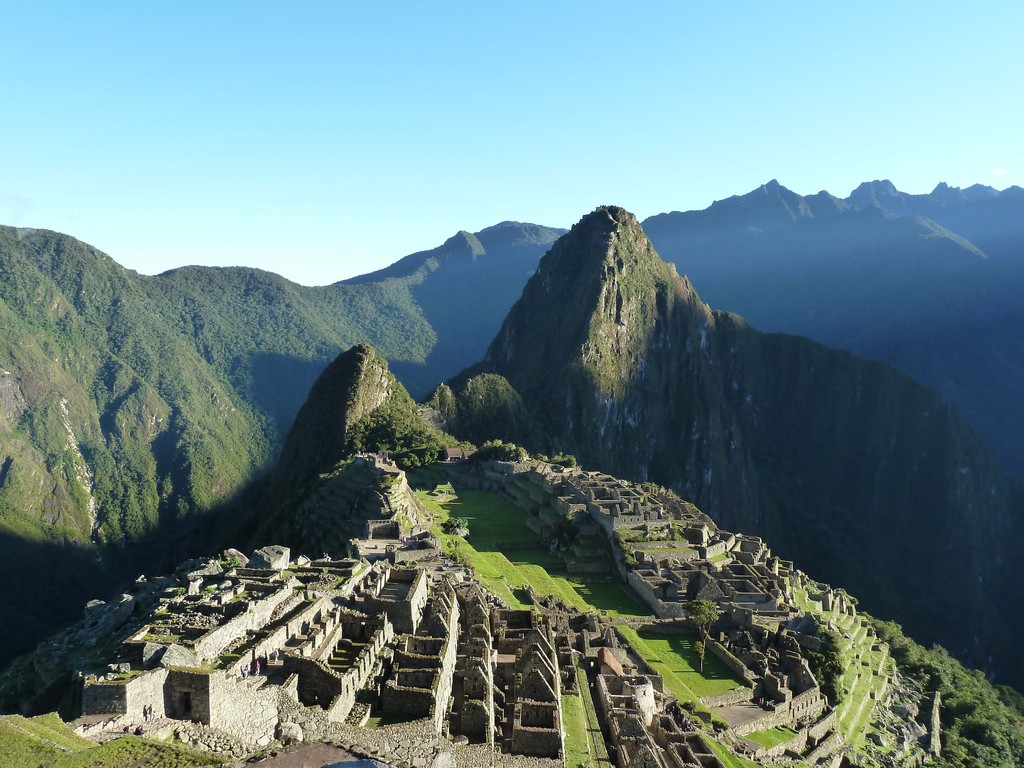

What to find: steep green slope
left=441, top=206, right=1024, bottom=689
left=0, top=227, right=275, bottom=668
left=0, top=219, right=556, bottom=669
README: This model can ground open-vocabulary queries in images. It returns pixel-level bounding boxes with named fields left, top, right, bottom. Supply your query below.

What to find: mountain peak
left=845, top=180, right=905, bottom=212
left=478, top=205, right=700, bottom=399
left=270, top=343, right=393, bottom=498
left=442, top=230, right=486, bottom=258
left=535, top=205, right=661, bottom=281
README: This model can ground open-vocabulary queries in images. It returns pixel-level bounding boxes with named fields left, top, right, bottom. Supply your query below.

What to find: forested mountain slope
left=0, top=221, right=558, bottom=667
left=437, top=206, right=1024, bottom=688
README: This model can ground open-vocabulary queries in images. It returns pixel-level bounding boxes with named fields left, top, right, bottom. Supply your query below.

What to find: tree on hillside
left=687, top=599, right=720, bottom=671
left=442, top=516, right=469, bottom=536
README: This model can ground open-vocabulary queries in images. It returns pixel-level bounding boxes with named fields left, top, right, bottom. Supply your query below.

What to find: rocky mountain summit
left=437, top=206, right=1024, bottom=689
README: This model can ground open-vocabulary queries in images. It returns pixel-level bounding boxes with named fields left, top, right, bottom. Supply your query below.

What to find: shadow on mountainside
left=0, top=530, right=118, bottom=672
left=248, top=352, right=336, bottom=445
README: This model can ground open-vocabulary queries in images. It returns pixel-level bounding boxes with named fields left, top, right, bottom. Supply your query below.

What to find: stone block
left=91, top=594, right=136, bottom=636
left=223, top=548, right=250, bottom=567
left=277, top=720, right=303, bottom=744
left=250, top=545, right=291, bottom=570
left=84, top=599, right=106, bottom=620
left=159, top=644, right=199, bottom=669
left=142, top=642, right=166, bottom=668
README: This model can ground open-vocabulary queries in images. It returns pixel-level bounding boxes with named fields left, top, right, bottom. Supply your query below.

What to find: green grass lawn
left=561, top=693, right=593, bottom=768
left=418, top=488, right=646, bottom=617
left=51, top=736, right=229, bottom=767
left=0, top=717, right=63, bottom=768
left=7, top=715, right=94, bottom=753
left=744, top=725, right=799, bottom=749
left=617, top=627, right=746, bottom=701
left=704, top=736, right=764, bottom=768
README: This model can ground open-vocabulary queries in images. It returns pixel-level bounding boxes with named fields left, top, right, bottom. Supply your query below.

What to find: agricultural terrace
left=417, top=486, right=646, bottom=617
left=791, top=586, right=893, bottom=750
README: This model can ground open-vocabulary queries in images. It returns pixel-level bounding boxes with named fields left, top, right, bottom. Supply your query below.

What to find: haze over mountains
left=644, top=179, right=1024, bottom=476
left=0, top=178, right=1022, bottom=693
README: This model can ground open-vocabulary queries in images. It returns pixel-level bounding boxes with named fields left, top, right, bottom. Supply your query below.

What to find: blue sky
left=2, top=2, right=1021, bottom=285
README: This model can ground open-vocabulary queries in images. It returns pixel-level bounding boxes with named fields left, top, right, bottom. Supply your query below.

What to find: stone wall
left=806, top=730, right=845, bottom=764
left=192, top=586, right=293, bottom=660
left=707, top=638, right=756, bottom=682
left=729, top=705, right=793, bottom=738
left=929, top=691, right=941, bottom=757
left=165, top=669, right=213, bottom=723
left=286, top=616, right=394, bottom=723
left=625, top=571, right=687, bottom=618
left=123, top=668, right=169, bottom=721
left=699, top=685, right=753, bottom=708
left=382, top=627, right=458, bottom=733
left=753, top=727, right=807, bottom=763
left=788, top=687, right=824, bottom=722
left=462, top=699, right=491, bottom=741
left=207, top=672, right=279, bottom=745
left=807, top=709, right=836, bottom=742
left=511, top=701, right=562, bottom=758
left=82, top=679, right=128, bottom=716
left=289, top=656, right=346, bottom=711
left=361, top=568, right=428, bottom=634
left=728, top=687, right=824, bottom=738
left=381, top=684, right=434, bottom=717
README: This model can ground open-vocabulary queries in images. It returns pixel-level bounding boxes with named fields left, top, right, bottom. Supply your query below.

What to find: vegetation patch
left=871, top=618, right=1024, bottom=768
left=561, top=693, right=594, bottom=768
left=616, top=627, right=746, bottom=701
left=744, top=725, right=798, bottom=749
left=0, top=720, right=224, bottom=768
left=420, top=487, right=646, bottom=617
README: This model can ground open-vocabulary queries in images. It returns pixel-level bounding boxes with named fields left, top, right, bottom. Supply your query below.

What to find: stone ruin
left=74, top=549, right=573, bottom=763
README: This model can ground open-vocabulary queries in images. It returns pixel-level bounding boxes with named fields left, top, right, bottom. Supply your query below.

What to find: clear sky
left=2, top=2, right=1021, bottom=285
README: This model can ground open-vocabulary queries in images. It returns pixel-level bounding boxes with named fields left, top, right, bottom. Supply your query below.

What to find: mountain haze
left=438, top=206, right=1024, bottom=687
left=343, top=222, right=565, bottom=396
left=644, top=180, right=1024, bottom=475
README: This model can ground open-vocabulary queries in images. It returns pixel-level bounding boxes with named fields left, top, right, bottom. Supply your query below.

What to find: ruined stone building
left=381, top=580, right=459, bottom=732
left=490, top=609, right=564, bottom=759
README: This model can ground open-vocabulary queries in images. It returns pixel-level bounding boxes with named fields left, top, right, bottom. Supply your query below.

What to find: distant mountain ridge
left=341, top=221, right=565, bottom=396
left=643, top=179, right=1024, bottom=476
left=437, top=206, right=1024, bottom=688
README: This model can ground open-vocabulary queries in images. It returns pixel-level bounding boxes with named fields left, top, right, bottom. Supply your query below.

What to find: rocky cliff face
left=446, top=206, right=1024, bottom=687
